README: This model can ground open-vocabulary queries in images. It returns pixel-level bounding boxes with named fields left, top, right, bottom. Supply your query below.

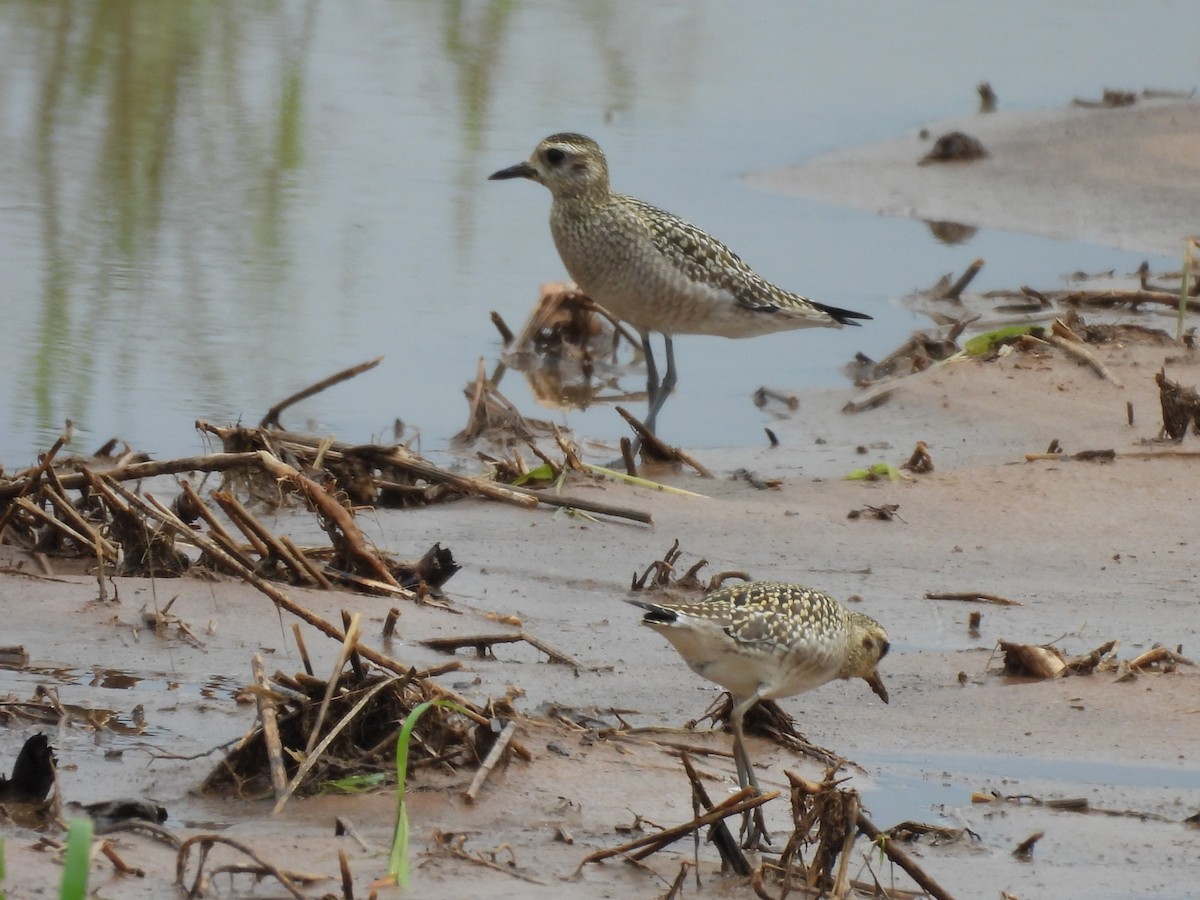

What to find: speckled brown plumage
left=628, top=580, right=889, bottom=846
left=489, top=133, right=871, bottom=433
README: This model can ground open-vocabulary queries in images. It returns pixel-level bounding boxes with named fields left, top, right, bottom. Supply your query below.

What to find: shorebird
left=628, top=581, right=889, bottom=845
left=489, top=133, right=871, bottom=434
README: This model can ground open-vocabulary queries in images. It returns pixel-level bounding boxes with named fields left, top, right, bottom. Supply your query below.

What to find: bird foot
left=739, top=805, right=773, bottom=851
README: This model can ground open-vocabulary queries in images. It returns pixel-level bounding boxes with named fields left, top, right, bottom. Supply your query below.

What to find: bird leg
left=731, top=695, right=772, bottom=850
left=639, top=329, right=662, bottom=435
left=641, top=334, right=678, bottom=436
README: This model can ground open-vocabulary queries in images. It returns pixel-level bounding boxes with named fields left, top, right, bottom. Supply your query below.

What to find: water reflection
left=925, top=220, right=979, bottom=246
left=10, top=0, right=314, bottom=457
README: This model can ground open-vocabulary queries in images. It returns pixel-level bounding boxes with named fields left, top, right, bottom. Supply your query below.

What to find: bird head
left=489, top=133, right=610, bottom=200
left=842, top=612, right=890, bottom=703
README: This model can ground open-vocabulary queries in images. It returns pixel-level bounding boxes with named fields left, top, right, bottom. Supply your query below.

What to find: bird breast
left=650, top=616, right=849, bottom=701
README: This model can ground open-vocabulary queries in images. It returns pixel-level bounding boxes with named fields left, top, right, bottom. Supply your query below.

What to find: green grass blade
left=387, top=698, right=477, bottom=888
left=60, top=818, right=94, bottom=900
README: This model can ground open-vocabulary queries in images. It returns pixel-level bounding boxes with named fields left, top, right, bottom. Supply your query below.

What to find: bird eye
left=545, top=148, right=565, bottom=166
left=862, top=637, right=874, bottom=650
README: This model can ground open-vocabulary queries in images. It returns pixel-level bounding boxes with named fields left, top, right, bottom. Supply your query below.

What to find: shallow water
left=1, top=0, right=1196, bottom=464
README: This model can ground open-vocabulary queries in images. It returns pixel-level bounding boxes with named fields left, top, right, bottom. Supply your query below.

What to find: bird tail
left=812, top=300, right=872, bottom=327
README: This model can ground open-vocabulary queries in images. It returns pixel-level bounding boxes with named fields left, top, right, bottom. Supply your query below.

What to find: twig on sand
left=576, top=787, right=778, bottom=870
left=855, top=807, right=957, bottom=900
left=464, top=720, right=519, bottom=803
left=925, top=591, right=1022, bottom=606
left=1048, top=319, right=1123, bottom=387
left=615, top=407, right=713, bottom=478
left=419, top=632, right=587, bottom=669
left=176, top=834, right=315, bottom=899
left=680, top=752, right=751, bottom=876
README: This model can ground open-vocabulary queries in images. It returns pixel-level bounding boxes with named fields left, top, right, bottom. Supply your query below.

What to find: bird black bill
left=488, top=162, right=538, bottom=181
left=865, top=670, right=889, bottom=704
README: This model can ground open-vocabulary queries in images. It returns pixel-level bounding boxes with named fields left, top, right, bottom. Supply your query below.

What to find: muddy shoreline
left=3, top=102, right=1199, bottom=898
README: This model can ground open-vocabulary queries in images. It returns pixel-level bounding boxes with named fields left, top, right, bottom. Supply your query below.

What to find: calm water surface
left=2, top=1, right=1197, bottom=464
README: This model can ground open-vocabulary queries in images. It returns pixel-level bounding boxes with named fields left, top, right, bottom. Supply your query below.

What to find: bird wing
left=620, top=195, right=816, bottom=316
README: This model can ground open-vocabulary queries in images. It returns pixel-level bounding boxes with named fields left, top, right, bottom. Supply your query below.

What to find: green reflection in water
left=11, top=0, right=306, bottom=447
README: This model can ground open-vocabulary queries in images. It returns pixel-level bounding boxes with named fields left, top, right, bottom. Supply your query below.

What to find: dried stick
left=250, top=654, right=288, bottom=804
left=577, top=788, right=779, bottom=868
left=107, top=482, right=445, bottom=682
left=209, top=491, right=280, bottom=562
left=176, top=834, right=307, bottom=899
left=0, top=428, right=70, bottom=534
left=113, top=483, right=527, bottom=753
left=0, top=451, right=264, bottom=502
left=41, top=474, right=119, bottom=559
left=856, top=812, right=955, bottom=900
left=259, top=356, right=383, bottom=429
left=98, top=840, right=144, bottom=877
left=1056, top=288, right=1199, bottom=312
left=306, top=614, right=363, bottom=758
left=253, top=452, right=401, bottom=588
left=495, top=480, right=653, bottom=524
left=1047, top=329, right=1124, bottom=387
left=272, top=673, right=400, bottom=815
left=206, top=423, right=653, bottom=524
left=680, top=752, right=750, bottom=876
left=464, top=720, right=518, bottom=803
left=419, top=632, right=587, bottom=668
left=925, top=591, right=1022, bottom=606
left=280, top=535, right=333, bottom=588
left=944, top=258, right=985, bottom=300
left=615, top=407, right=713, bottom=478
left=1023, top=449, right=1116, bottom=462
left=792, top=773, right=956, bottom=900
left=13, top=498, right=108, bottom=560
left=1127, top=646, right=1195, bottom=670
left=180, top=482, right=259, bottom=572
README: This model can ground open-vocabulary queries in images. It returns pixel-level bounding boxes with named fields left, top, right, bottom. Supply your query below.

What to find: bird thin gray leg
left=731, top=693, right=772, bottom=849
left=639, top=329, right=661, bottom=434
left=643, top=334, right=677, bottom=435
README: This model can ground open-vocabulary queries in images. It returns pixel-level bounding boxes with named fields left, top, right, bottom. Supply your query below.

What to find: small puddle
left=856, top=751, right=1200, bottom=826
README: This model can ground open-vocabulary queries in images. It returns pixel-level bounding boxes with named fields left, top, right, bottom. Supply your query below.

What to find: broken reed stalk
left=577, top=788, right=779, bottom=868
left=272, top=673, right=402, bottom=815
left=223, top=423, right=652, bottom=524
left=790, top=774, right=955, bottom=900
left=251, top=654, right=289, bottom=804
left=0, top=451, right=264, bottom=502
left=1047, top=320, right=1123, bottom=387
left=305, top=614, right=364, bottom=758
left=0, top=428, right=70, bottom=536
left=925, top=591, right=1021, bottom=606
left=253, top=451, right=401, bottom=588
left=679, top=752, right=750, bottom=876
left=614, top=407, right=714, bottom=478
left=945, top=258, right=984, bottom=300
left=418, top=632, right=586, bottom=669
left=179, top=481, right=259, bottom=572
left=1178, top=238, right=1197, bottom=342
left=258, top=356, right=383, bottom=430
left=97, top=478, right=490, bottom=714
left=856, top=812, right=956, bottom=900
left=176, top=834, right=307, bottom=900
left=463, top=720, right=518, bottom=803
left=1127, top=645, right=1194, bottom=670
